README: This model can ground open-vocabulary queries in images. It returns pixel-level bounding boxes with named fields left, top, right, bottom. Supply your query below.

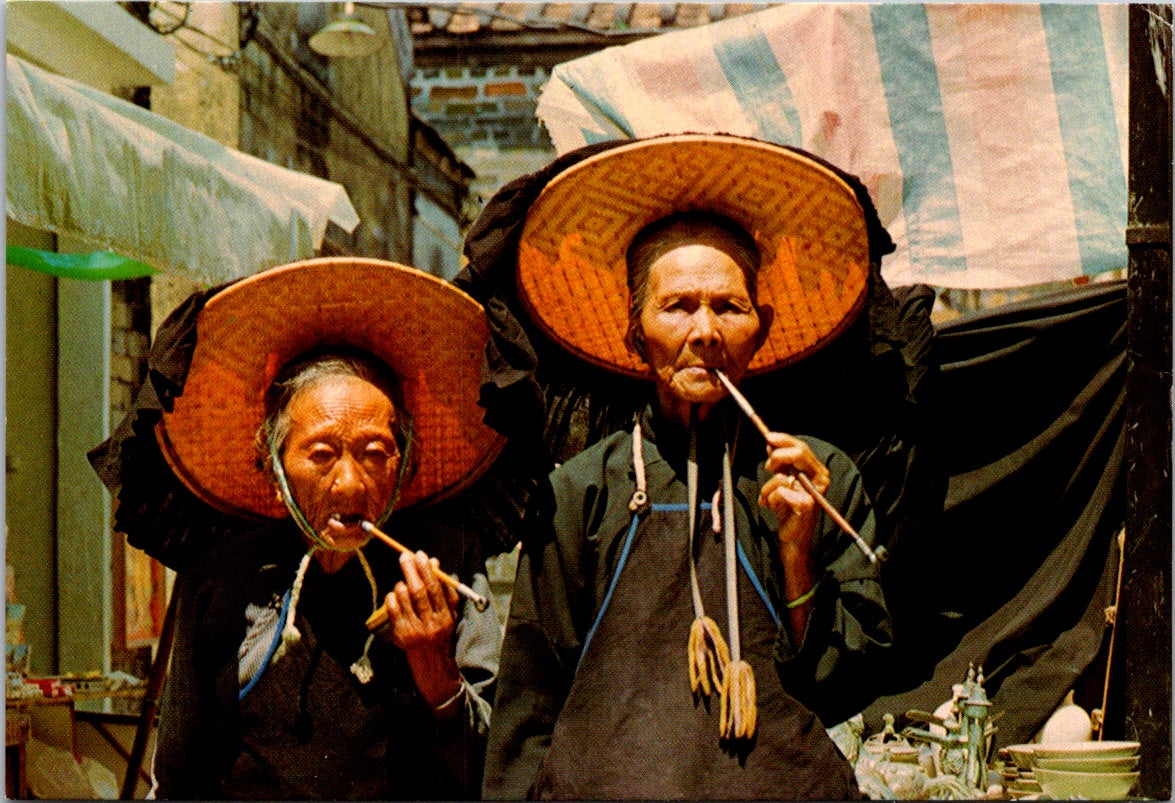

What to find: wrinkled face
left=280, top=375, right=401, bottom=551
left=637, top=243, right=763, bottom=421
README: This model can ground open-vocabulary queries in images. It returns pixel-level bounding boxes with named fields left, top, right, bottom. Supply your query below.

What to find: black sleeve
left=769, top=439, right=894, bottom=725
left=152, top=567, right=244, bottom=799
left=481, top=464, right=599, bottom=799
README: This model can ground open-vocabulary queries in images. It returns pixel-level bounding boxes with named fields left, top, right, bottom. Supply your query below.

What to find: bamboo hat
left=516, top=134, right=872, bottom=378
left=156, top=257, right=504, bottom=519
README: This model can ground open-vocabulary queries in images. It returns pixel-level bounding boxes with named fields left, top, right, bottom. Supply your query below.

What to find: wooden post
left=120, top=590, right=179, bottom=800
left=1116, top=5, right=1172, bottom=800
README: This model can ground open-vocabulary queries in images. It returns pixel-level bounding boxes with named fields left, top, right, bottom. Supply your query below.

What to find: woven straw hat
left=517, top=134, right=871, bottom=378
left=156, top=257, right=504, bottom=519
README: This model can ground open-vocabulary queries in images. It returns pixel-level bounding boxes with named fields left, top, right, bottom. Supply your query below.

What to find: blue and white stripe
left=536, top=4, right=1128, bottom=289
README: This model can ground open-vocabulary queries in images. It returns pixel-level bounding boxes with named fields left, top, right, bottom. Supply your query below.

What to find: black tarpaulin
left=863, top=281, right=1127, bottom=746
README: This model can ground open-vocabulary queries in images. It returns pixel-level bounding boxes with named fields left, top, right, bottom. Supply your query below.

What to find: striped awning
left=6, top=53, right=360, bottom=285
left=536, top=4, right=1128, bottom=289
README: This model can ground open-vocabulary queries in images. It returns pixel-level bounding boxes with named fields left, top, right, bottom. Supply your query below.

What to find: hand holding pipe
left=712, top=370, right=886, bottom=565
left=360, top=520, right=490, bottom=612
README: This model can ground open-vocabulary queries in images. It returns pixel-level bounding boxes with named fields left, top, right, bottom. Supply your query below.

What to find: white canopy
left=6, top=53, right=360, bottom=285
left=536, top=5, right=1129, bottom=290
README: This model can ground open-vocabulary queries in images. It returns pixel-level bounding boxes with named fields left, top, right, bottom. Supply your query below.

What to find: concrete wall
left=6, top=226, right=114, bottom=675
left=147, top=3, right=239, bottom=148
left=413, top=194, right=463, bottom=280
left=53, top=240, right=112, bottom=674
left=6, top=222, right=59, bottom=675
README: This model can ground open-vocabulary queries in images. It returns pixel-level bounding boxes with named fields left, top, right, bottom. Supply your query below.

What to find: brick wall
left=412, top=64, right=550, bottom=151
left=109, top=279, right=151, bottom=418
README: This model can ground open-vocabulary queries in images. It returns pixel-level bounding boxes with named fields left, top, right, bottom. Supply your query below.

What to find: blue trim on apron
left=578, top=503, right=782, bottom=668
left=239, top=588, right=292, bottom=702
left=737, top=542, right=781, bottom=629
left=579, top=514, right=642, bottom=665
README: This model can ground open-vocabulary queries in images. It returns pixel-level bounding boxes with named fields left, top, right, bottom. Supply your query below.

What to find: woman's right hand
left=382, top=550, right=463, bottom=714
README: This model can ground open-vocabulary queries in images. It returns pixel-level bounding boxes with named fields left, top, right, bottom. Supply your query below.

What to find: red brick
left=430, top=85, right=478, bottom=101
left=484, top=81, right=527, bottom=97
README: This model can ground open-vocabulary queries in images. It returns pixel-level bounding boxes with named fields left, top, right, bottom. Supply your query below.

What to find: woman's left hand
left=383, top=550, right=464, bottom=715
left=758, top=432, right=826, bottom=644
left=757, top=431, right=829, bottom=560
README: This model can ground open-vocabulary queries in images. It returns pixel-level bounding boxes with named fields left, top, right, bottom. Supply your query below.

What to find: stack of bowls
left=1030, top=741, right=1141, bottom=800
left=998, top=744, right=1041, bottom=797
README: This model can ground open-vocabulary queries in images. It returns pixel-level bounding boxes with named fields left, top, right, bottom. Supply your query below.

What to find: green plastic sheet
left=7, top=246, right=158, bottom=280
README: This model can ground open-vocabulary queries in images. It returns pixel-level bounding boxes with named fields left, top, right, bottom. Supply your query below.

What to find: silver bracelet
left=433, top=682, right=466, bottom=711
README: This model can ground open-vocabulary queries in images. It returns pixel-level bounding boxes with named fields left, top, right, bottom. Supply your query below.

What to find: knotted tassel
left=273, top=548, right=314, bottom=663
left=349, top=548, right=381, bottom=684
left=688, top=615, right=730, bottom=697
left=684, top=409, right=729, bottom=698
left=720, top=659, right=758, bottom=740
left=350, top=634, right=376, bottom=684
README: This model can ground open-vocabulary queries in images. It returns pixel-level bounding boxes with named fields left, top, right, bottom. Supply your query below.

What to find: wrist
left=778, top=542, right=816, bottom=580
left=405, top=649, right=462, bottom=708
left=431, top=680, right=465, bottom=712
left=785, top=582, right=819, bottom=609
left=778, top=541, right=810, bottom=563
left=779, top=547, right=816, bottom=601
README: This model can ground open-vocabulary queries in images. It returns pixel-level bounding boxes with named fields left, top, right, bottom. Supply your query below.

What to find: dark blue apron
left=531, top=502, right=862, bottom=800
left=224, top=614, right=394, bottom=800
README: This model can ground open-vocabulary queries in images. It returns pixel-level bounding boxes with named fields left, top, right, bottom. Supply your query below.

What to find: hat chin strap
left=266, top=434, right=411, bottom=552
left=264, top=434, right=413, bottom=686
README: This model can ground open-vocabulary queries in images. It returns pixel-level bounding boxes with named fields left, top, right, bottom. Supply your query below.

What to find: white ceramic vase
left=1038, top=690, right=1092, bottom=743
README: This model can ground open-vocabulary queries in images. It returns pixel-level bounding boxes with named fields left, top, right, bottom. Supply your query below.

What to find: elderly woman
left=91, top=258, right=506, bottom=799
left=476, top=136, right=893, bottom=799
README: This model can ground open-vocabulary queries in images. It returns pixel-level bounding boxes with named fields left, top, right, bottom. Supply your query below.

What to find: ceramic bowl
left=1032, top=740, right=1140, bottom=761
left=1034, top=754, right=1140, bottom=773
left=1034, top=768, right=1140, bottom=800
left=1004, top=744, right=1036, bottom=771
left=1006, top=778, right=1042, bottom=793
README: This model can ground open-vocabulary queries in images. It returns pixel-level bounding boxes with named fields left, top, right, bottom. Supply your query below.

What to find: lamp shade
left=309, top=14, right=384, bottom=58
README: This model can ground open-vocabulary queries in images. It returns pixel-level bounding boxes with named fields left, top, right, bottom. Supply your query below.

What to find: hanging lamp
left=309, top=2, right=384, bottom=59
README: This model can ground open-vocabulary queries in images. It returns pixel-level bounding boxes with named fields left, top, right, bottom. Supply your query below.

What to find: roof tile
left=629, top=3, right=664, bottom=30
left=543, top=4, right=576, bottom=23
left=447, top=7, right=480, bottom=34
left=492, top=3, right=527, bottom=30
left=408, top=2, right=768, bottom=36
left=676, top=4, right=711, bottom=27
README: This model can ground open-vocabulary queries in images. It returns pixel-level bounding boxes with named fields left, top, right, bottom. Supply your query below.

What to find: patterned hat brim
left=517, top=135, right=871, bottom=378
left=156, top=257, right=504, bottom=519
